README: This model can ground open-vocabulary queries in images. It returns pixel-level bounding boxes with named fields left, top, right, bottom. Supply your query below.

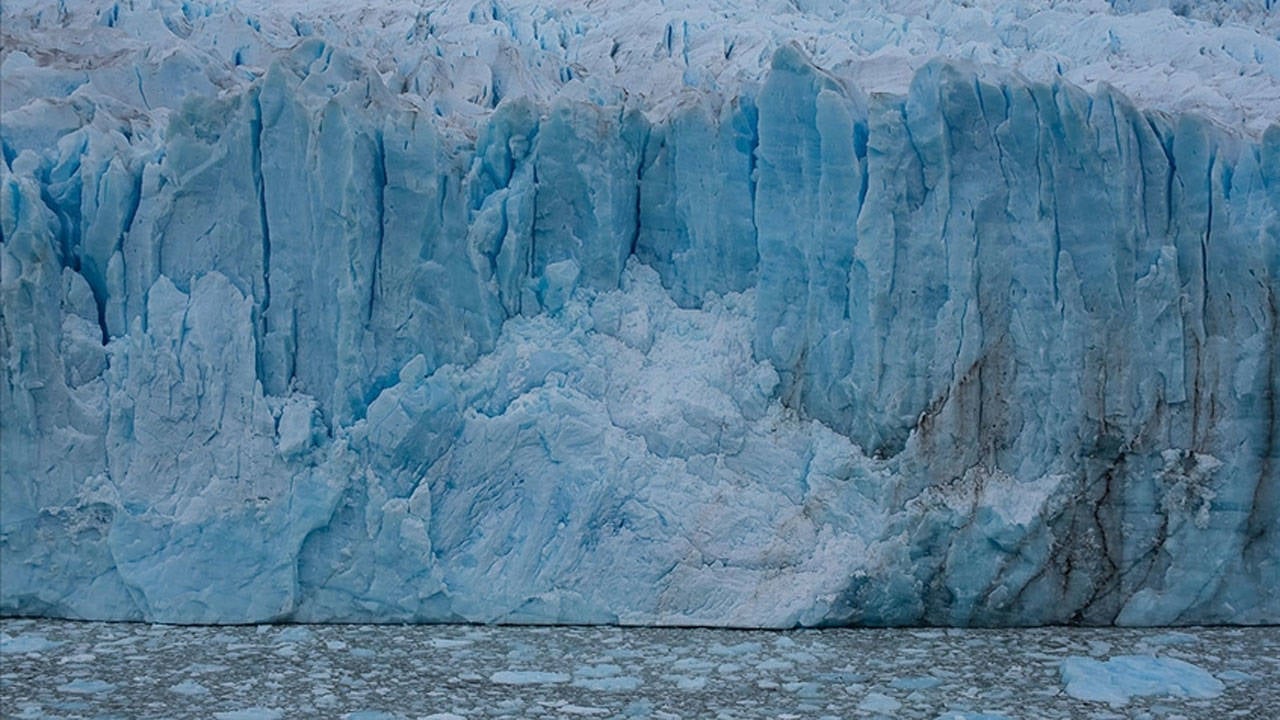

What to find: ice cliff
left=2, top=0, right=1277, bottom=627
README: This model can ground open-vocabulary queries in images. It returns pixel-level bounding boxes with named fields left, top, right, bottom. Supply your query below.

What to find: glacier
left=1, top=0, right=1277, bottom=627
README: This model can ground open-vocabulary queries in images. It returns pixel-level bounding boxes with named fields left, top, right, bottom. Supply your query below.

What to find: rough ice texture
left=1, top=0, right=1277, bottom=626
left=1059, top=655, right=1225, bottom=705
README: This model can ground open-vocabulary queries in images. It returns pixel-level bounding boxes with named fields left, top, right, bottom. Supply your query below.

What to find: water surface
left=2, top=619, right=1275, bottom=719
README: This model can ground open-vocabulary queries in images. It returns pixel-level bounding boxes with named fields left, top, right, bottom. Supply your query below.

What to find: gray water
left=1, top=619, right=1276, bottom=719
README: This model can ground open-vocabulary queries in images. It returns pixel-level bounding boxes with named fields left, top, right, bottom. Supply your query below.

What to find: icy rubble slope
left=1, top=0, right=1278, bottom=626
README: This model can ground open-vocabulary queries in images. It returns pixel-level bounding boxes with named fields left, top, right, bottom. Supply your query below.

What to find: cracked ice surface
left=1, top=0, right=1278, bottom=626
left=1, top=619, right=1277, bottom=718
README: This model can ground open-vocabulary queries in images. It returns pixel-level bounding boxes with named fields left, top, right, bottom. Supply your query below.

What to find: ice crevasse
left=1, top=0, right=1277, bottom=627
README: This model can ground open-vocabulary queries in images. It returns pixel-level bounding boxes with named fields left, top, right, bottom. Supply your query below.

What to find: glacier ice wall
left=2, top=0, right=1278, bottom=626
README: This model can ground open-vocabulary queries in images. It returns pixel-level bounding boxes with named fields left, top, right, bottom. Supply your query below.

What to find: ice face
left=1, top=0, right=1277, bottom=626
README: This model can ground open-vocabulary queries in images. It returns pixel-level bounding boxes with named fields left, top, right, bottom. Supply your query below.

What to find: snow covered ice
left=2, top=0, right=1278, bottom=626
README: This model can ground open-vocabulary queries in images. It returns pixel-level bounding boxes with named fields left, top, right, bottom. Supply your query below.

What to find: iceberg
left=1, top=0, right=1277, bottom=626
left=1060, top=655, right=1225, bottom=705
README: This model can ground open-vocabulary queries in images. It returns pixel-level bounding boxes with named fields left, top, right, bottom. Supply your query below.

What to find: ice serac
left=1, top=0, right=1277, bottom=627
left=825, top=64, right=1280, bottom=626
left=753, top=44, right=868, bottom=444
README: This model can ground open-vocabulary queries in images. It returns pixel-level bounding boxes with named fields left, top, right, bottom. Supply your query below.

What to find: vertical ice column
left=753, top=44, right=869, bottom=444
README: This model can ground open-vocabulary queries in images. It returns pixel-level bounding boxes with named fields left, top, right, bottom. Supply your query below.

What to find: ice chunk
left=572, top=676, right=644, bottom=692
left=892, top=676, right=943, bottom=690
left=57, top=679, right=115, bottom=694
left=1059, top=655, right=1226, bottom=705
left=489, top=671, right=572, bottom=685
left=0, top=634, right=62, bottom=654
left=213, top=710, right=284, bottom=720
left=169, top=680, right=209, bottom=696
left=858, top=692, right=902, bottom=713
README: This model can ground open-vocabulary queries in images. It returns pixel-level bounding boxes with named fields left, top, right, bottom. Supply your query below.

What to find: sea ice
left=0, top=634, right=62, bottom=654
left=489, top=670, right=572, bottom=685
left=212, top=709, right=284, bottom=720
left=55, top=679, right=115, bottom=694
left=1059, top=655, right=1226, bottom=706
left=2, top=620, right=1274, bottom=718
left=573, top=676, right=644, bottom=691
left=169, top=680, right=210, bottom=696
left=858, top=691, right=903, bottom=712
